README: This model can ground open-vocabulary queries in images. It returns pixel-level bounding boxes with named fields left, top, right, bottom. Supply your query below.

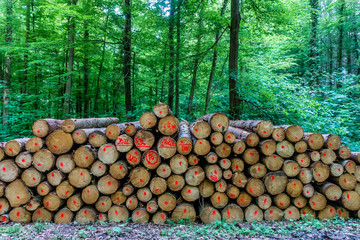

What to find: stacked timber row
left=0, top=103, right=359, bottom=224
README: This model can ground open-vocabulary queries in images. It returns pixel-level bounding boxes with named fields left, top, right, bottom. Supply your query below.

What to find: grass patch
left=0, top=218, right=360, bottom=239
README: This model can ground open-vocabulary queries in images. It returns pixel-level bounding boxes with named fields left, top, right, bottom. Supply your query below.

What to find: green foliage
left=0, top=0, right=358, bottom=150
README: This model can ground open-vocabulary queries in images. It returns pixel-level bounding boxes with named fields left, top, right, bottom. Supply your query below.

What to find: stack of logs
left=0, top=103, right=359, bottom=224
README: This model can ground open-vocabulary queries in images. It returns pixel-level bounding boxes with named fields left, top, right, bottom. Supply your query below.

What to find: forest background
left=0, top=0, right=359, bottom=150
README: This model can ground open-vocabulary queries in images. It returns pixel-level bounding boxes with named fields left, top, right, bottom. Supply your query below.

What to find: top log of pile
left=0, top=102, right=359, bottom=224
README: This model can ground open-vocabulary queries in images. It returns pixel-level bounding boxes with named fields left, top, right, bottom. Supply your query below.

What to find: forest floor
left=1, top=218, right=360, bottom=239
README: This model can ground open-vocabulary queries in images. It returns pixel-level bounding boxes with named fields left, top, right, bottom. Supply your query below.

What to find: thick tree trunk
left=94, top=14, right=109, bottom=114
left=123, top=0, right=132, bottom=118
left=229, top=0, right=241, bottom=118
left=205, top=0, right=229, bottom=114
left=337, top=0, right=345, bottom=70
left=175, top=0, right=181, bottom=117
left=83, top=11, right=90, bottom=117
left=168, top=0, right=175, bottom=110
left=160, top=43, right=167, bottom=102
left=64, top=0, right=77, bottom=115
left=309, top=0, right=319, bottom=85
left=3, top=0, right=13, bottom=126
left=22, top=1, right=31, bottom=94
left=354, top=25, right=360, bottom=76
left=188, top=7, right=203, bottom=115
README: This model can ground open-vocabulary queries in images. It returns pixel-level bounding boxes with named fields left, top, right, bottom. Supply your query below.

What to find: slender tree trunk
left=347, top=32, right=351, bottom=74
left=83, top=20, right=90, bottom=117
left=22, top=0, right=31, bottom=94
left=132, top=52, right=136, bottom=102
left=123, top=0, right=132, bottom=118
left=31, top=0, right=38, bottom=111
left=175, top=0, right=182, bottom=117
left=309, top=0, right=319, bottom=85
left=188, top=7, right=203, bottom=115
left=337, top=0, right=345, bottom=70
left=229, top=0, right=241, bottom=118
left=205, top=0, right=229, bottom=114
left=168, top=0, right=175, bottom=110
left=3, top=0, right=13, bottom=126
left=160, top=43, right=167, bottom=102
left=94, top=14, right=109, bottom=114
left=353, top=26, right=359, bottom=76
left=64, top=0, right=78, bottom=116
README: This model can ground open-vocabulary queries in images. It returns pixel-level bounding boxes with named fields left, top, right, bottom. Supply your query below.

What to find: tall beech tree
left=205, top=0, right=229, bottom=114
left=168, top=0, right=175, bottom=110
left=64, top=0, right=78, bottom=115
left=2, top=0, right=13, bottom=126
left=123, top=0, right=132, bottom=118
left=228, top=0, right=240, bottom=118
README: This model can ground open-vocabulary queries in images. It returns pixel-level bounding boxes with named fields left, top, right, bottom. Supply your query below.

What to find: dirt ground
left=1, top=218, right=360, bottom=239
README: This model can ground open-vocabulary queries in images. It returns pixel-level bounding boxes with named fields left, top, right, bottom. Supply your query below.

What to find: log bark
left=278, top=125, right=304, bottom=143
left=108, top=205, right=129, bottom=222
left=190, top=121, right=211, bottom=139
left=323, top=134, right=341, bottom=150
left=37, top=181, right=52, bottom=196
left=0, top=160, right=19, bottom=182
left=272, top=126, right=285, bottom=142
left=303, top=132, right=324, bottom=150
left=32, top=119, right=63, bottom=137
left=244, top=204, right=263, bottom=222
left=25, top=137, right=44, bottom=153
left=294, top=140, right=307, bottom=153
left=72, top=128, right=105, bottom=145
left=200, top=205, right=221, bottom=223
left=177, top=120, right=192, bottom=155
left=210, top=132, right=223, bottom=146
left=5, top=138, right=29, bottom=157
left=259, top=139, right=276, bottom=156
left=320, top=149, right=336, bottom=164
left=229, top=127, right=259, bottom=147
left=132, top=208, right=150, bottom=223
left=198, top=112, right=230, bottom=132
left=140, top=112, right=157, bottom=129
left=105, top=123, right=127, bottom=140
left=62, top=117, right=119, bottom=133
left=91, top=161, right=107, bottom=177
left=88, top=130, right=107, bottom=148
left=338, top=146, right=351, bottom=159
left=230, top=120, right=273, bottom=138
left=15, top=152, right=32, bottom=169
left=153, top=102, right=171, bottom=118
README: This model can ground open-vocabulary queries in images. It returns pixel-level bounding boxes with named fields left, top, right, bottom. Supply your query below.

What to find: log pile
left=0, top=103, right=359, bottom=224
